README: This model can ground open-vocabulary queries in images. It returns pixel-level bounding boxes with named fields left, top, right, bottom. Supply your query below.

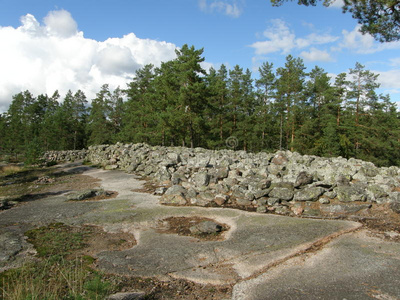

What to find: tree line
left=0, top=44, right=399, bottom=166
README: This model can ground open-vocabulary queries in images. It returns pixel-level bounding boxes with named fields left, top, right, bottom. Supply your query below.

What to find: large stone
left=189, top=220, right=222, bottom=235
left=66, top=189, right=103, bottom=201
left=294, top=171, right=313, bottom=188
left=160, top=185, right=188, bottom=205
left=192, top=172, right=210, bottom=187
left=268, top=188, right=294, bottom=201
left=334, top=185, right=366, bottom=203
left=293, top=187, right=325, bottom=202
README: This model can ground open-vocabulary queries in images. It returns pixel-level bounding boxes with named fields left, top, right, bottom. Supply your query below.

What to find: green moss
left=25, top=223, right=93, bottom=259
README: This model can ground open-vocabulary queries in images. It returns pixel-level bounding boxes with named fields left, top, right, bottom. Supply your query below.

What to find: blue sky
left=0, top=0, right=399, bottom=112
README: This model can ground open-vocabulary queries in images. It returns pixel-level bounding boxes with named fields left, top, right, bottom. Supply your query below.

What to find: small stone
left=107, top=292, right=146, bottom=300
left=214, top=194, right=229, bottom=206
left=390, top=201, right=400, bottom=214
left=291, top=204, right=304, bottom=216
left=319, top=198, right=330, bottom=204
left=154, top=187, right=167, bottom=195
left=256, top=206, right=267, bottom=213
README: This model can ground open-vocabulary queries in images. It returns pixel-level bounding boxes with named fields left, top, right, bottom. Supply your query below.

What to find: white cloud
left=250, top=19, right=296, bottom=55
left=199, top=0, right=243, bottom=17
left=328, top=0, right=344, bottom=8
left=300, top=48, right=334, bottom=62
left=340, top=25, right=400, bottom=54
left=389, top=57, right=400, bottom=67
left=374, top=69, right=400, bottom=90
left=43, top=10, right=78, bottom=38
left=250, top=19, right=338, bottom=58
left=0, top=10, right=177, bottom=112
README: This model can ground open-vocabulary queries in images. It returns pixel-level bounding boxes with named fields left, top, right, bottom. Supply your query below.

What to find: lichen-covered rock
left=189, top=220, right=222, bottom=235
left=66, top=189, right=105, bottom=201
left=268, top=187, right=294, bottom=201
left=294, top=171, right=313, bottom=188
left=294, top=187, right=325, bottom=202
left=334, top=185, right=367, bottom=203
left=44, top=142, right=400, bottom=217
left=160, top=185, right=188, bottom=205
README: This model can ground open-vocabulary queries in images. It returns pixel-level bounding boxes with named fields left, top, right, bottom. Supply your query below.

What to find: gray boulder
left=268, top=187, right=294, bottom=201
left=293, top=187, right=325, bottom=202
left=189, top=220, right=222, bottom=235
left=294, top=171, right=313, bottom=188
left=160, top=185, right=188, bottom=205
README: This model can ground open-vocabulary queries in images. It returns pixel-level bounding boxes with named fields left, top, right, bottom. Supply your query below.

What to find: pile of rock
left=45, top=143, right=400, bottom=217
left=42, top=150, right=87, bottom=162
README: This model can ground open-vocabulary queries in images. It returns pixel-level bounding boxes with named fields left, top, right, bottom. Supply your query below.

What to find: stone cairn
left=43, top=143, right=400, bottom=217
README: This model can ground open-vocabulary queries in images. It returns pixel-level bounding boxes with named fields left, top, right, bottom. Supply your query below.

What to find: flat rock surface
left=1, top=162, right=399, bottom=299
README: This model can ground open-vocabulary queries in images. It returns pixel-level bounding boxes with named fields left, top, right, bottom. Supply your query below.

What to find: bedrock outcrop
left=43, top=143, right=400, bottom=217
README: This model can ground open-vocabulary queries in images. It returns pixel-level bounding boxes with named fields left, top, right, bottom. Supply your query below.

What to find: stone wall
left=43, top=149, right=88, bottom=162
left=44, top=143, right=400, bottom=216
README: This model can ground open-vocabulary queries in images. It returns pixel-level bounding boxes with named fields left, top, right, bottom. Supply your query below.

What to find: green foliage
left=270, top=0, right=400, bottom=42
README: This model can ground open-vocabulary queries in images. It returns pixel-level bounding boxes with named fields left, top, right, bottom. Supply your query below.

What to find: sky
left=0, top=0, right=400, bottom=112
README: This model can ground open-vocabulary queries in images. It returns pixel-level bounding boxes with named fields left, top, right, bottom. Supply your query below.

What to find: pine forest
left=1, top=45, right=399, bottom=167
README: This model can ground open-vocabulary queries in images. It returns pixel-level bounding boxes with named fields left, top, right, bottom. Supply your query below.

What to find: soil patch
left=108, top=276, right=232, bottom=300
left=156, top=216, right=229, bottom=241
left=26, top=223, right=136, bottom=259
left=131, top=178, right=161, bottom=194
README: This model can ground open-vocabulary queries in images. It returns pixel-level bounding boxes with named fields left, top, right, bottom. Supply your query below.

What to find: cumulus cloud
left=199, top=0, right=243, bottom=17
left=0, top=10, right=177, bottom=112
left=374, top=69, right=400, bottom=90
left=300, top=48, right=334, bottom=62
left=328, top=0, right=344, bottom=8
left=339, top=25, right=400, bottom=54
left=43, top=10, right=78, bottom=38
left=250, top=19, right=338, bottom=57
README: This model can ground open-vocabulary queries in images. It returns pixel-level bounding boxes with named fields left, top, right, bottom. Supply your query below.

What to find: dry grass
left=0, top=165, right=23, bottom=175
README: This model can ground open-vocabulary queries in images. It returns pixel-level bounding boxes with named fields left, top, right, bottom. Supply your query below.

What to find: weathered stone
left=303, top=206, right=321, bottom=216
left=335, top=186, right=366, bottom=203
left=256, top=206, right=267, bottom=213
left=67, top=189, right=102, bottom=201
left=195, top=191, right=215, bottom=206
left=214, top=194, right=229, bottom=206
left=319, top=197, right=330, bottom=204
left=254, top=188, right=271, bottom=199
left=107, top=292, right=146, bottom=300
left=161, top=185, right=188, bottom=205
left=294, top=187, right=325, bottom=202
left=324, top=191, right=337, bottom=199
left=271, top=152, right=288, bottom=165
left=274, top=205, right=290, bottom=215
left=294, top=171, right=313, bottom=188
left=291, top=203, right=304, bottom=216
left=268, top=188, right=294, bottom=201
left=267, top=198, right=280, bottom=206
left=192, top=172, right=210, bottom=187
left=366, top=184, right=388, bottom=202
left=154, top=187, right=167, bottom=195
left=105, top=164, right=119, bottom=170
left=390, top=200, right=400, bottom=214
left=189, top=221, right=222, bottom=235
left=256, top=197, right=268, bottom=206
